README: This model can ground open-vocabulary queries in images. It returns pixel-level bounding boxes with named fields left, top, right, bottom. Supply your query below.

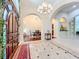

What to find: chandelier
left=37, top=0, right=53, bottom=15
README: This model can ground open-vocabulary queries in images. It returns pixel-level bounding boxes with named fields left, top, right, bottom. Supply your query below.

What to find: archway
left=19, top=14, right=43, bottom=42
left=51, top=2, right=79, bottom=39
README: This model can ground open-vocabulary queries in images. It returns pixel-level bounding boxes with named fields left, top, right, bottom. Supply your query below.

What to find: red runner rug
left=13, top=44, right=31, bottom=59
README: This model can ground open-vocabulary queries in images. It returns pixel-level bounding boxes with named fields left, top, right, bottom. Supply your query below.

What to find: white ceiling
left=20, top=0, right=79, bottom=20
left=54, top=2, right=79, bottom=20
left=26, top=0, right=59, bottom=8
left=56, top=2, right=79, bottom=14
left=29, top=0, right=57, bottom=5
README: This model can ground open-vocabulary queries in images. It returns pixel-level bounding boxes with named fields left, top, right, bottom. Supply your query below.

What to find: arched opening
left=20, top=14, right=43, bottom=42
left=51, top=2, right=79, bottom=39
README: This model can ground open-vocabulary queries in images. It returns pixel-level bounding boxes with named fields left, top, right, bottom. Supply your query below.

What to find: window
left=75, top=15, right=79, bottom=34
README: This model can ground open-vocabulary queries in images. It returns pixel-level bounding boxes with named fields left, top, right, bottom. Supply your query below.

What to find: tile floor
left=29, top=40, right=79, bottom=59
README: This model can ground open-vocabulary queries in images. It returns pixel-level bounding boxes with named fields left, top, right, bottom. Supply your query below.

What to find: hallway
left=2, top=0, right=79, bottom=59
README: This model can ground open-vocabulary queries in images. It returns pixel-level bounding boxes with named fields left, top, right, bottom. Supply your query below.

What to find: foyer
left=3, top=0, right=79, bottom=59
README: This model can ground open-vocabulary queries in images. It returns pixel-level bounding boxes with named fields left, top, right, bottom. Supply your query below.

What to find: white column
left=18, top=18, right=24, bottom=44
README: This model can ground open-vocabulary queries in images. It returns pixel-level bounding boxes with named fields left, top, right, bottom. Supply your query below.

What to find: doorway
left=21, top=14, right=42, bottom=42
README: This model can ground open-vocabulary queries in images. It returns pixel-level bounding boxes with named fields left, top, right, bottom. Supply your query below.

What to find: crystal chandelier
left=37, top=0, right=53, bottom=14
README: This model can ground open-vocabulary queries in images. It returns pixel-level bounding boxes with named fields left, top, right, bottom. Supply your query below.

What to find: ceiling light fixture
left=37, top=0, right=53, bottom=15
left=73, top=5, right=76, bottom=8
